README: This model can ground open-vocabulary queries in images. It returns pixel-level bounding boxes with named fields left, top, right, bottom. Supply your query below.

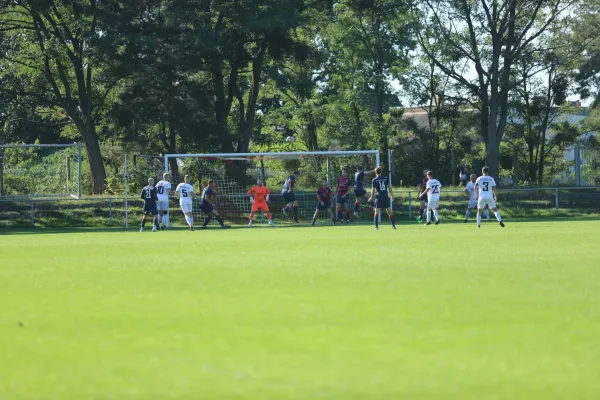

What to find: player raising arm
left=353, top=166, right=375, bottom=218
left=281, top=171, right=300, bottom=223
left=155, top=173, right=172, bottom=230
left=199, top=180, right=230, bottom=229
left=368, top=166, right=396, bottom=230
left=175, top=175, right=195, bottom=230
left=419, top=170, right=441, bottom=225
left=336, top=169, right=352, bottom=224
left=248, top=179, right=273, bottom=226
left=312, top=180, right=335, bottom=226
left=474, top=166, right=505, bottom=228
left=140, top=177, right=159, bottom=232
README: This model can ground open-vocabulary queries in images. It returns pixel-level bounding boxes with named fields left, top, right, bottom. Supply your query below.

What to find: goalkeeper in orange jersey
left=247, top=178, right=273, bottom=226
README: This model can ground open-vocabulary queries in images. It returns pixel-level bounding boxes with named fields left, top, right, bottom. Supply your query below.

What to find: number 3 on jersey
left=482, top=182, right=489, bottom=191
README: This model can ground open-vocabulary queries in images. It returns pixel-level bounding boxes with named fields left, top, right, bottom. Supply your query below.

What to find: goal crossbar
left=164, top=150, right=381, bottom=173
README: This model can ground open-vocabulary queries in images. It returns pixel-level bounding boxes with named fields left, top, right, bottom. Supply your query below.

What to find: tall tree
left=0, top=0, right=108, bottom=193
left=413, top=0, right=572, bottom=180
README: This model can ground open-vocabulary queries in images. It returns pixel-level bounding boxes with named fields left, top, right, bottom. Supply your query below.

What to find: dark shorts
left=143, top=202, right=158, bottom=216
left=354, top=187, right=367, bottom=197
left=199, top=201, right=214, bottom=215
left=316, top=201, right=331, bottom=211
left=374, top=197, right=390, bottom=209
left=336, top=194, right=350, bottom=204
left=282, top=192, right=296, bottom=203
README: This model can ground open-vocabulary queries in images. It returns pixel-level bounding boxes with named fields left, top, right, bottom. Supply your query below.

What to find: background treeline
left=1, top=0, right=600, bottom=194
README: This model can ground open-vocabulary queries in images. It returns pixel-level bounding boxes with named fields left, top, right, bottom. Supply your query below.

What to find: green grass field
left=1, top=220, right=600, bottom=399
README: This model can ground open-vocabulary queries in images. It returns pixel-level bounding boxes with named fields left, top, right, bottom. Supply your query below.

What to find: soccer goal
left=163, top=150, right=382, bottom=226
left=0, top=144, right=82, bottom=199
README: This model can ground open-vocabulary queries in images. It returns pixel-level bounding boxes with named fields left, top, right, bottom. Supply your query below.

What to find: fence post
left=124, top=154, right=129, bottom=229
left=513, top=146, right=519, bottom=188
left=575, top=146, right=581, bottom=186
left=555, top=188, right=559, bottom=215
left=109, top=199, right=113, bottom=225
left=77, top=143, right=82, bottom=199
left=30, top=199, right=35, bottom=225
left=408, top=191, right=412, bottom=219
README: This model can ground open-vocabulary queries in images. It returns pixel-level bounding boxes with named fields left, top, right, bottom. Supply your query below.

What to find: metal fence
left=1, top=187, right=598, bottom=228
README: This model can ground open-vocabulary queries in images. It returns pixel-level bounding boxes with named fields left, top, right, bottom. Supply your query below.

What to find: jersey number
left=157, top=186, right=164, bottom=195
left=431, top=185, right=439, bottom=194
left=182, top=189, right=188, bottom=197
left=145, top=190, right=152, bottom=199
left=378, top=181, right=386, bottom=191
left=482, top=182, right=489, bottom=192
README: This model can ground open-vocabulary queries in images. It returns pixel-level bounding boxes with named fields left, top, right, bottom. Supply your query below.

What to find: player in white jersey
left=155, top=173, right=172, bottom=230
left=419, top=170, right=441, bottom=225
left=464, top=174, right=490, bottom=223
left=175, top=174, right=195, bottom=230
left=474, top=166, right=505, bottom=228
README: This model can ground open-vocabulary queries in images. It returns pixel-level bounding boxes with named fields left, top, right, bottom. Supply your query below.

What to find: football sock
left=389, top=215, right=396, bottom=228
left=374, top=213, right=379, bottom=228
left=465, top=209, right=470, bottom=219
left=494, top=211, right=502, bottom=221
left=476, top=213, right=481, bottom=226
left=345, top=210, right=350, bottom=220
left=426, top=209, right=432, bottom=223
left=433, top=209, right=439, bottom=222
left=153, top=216, right=158, bottom=226
left=249, top=212, right=254, bottom=221
left=216, top=216, right=225, bottom=227
left=184, top=215, right=191, bottom=226
left=203, top=216, right=211, bottom=227
left=337, top=210, right=342, bottom=221
left=292, top=206, right=298, bottom=221
left=267, top=213, right=272, bottom=221
left=354, top=201, right=360, bottom=213
left=141, top=217, right=146, bottom=227
left=331, top=217, right=335, bottom=223
left=484, top=209, right=491, bottom=220
left=283, top=205, right=290, bottom=214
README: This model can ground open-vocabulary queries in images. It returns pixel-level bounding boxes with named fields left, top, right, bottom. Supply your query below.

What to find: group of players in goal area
left=139, top=165, right=505, bottom=231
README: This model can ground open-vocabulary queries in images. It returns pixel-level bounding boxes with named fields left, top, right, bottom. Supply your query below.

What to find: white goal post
left=162, top=150, right=382, bottom=226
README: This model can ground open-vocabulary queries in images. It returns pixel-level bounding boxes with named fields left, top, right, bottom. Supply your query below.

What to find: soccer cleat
left=464, top=219, right=468, bottom=223
left=425, top=221, right=431, bottom=225
left=331, top=221, right=336, bottom=225
left=477, top=224, right=481, bottom=228
left=282, top=208, right=288, bottom=217
left=374, top=227, right=378, bottom=230
left=499, top=221, right=505, bottom=227
left=248, top=220, right=253, bottom=227
left=416, top=216, right=422, bottom=223
left=140, top=227, right=144, bottom=232
left=152, top=226, right=157, bottom=232
left=222, top=224, right=231, bottom=229
left=392, top=225, right=397, bottom=230
left=268, top=221, right=274, bottom=226
left=488, top=218, right=492, bottom=222
left=161, top=224, right=165, bottom=230
left=346, top=220, right=350, bottom=225
left=353, top=212, right=359, bottom=218
left=435, top=220, right=440, bottom=225
left=200, top=226, right=207, bottom=230
left=189, top=225, right=194, bottom=231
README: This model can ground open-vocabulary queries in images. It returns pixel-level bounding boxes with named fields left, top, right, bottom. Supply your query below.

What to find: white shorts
left=477, top=197, right=496, bottom=209
left=180, top=203, right=193, bottom=213
left=157, top=200, right=169, bottom=211
left=467, top=199, right=478, bottom=209
left=427, top=199, right=439, bottom=209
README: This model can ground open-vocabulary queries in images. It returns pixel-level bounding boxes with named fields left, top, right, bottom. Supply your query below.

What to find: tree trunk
left=81, top=121, right=106, bottom=194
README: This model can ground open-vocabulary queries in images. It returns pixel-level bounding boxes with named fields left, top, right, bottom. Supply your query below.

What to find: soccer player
left=155, top=173, right=172, bottom=230
left=175, top=175, right=195, bottom=230
left=140, top=178, right=159, bottom=232
left=282, top=171, right=300, bottom=223
left=368, top=166, right=396, bottom=230
left=199, top=180, right=230, bottom=229
left=312, top=179, right=335, bottom=226
left=474, top=166, right=505, bottom=228
left=464, top=174, right=490, bottom=223
left=419, top=170, right=441, bottom=225
left=336, top=169, right=352, bottom=224
left=353, top=165, right=375, bottom=217
left=416, top=169, right=431, bottom=223
left=248, top=179, right=273, bottom=226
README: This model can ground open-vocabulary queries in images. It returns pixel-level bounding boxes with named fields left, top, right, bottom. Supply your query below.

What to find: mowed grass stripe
left=1, top=221, right=599, bottom=399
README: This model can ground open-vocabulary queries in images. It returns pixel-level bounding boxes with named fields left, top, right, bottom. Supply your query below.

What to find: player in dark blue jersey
left=353, top=165, right=375, bottom=217
left=368, top=167, right=396, bottom=230
left=312, top=180, right=335, bottom=226
left=140, top=178, right=159, bottom=232
left=281, top=171, right=300, bottom=223
left=199, top=180, right=230, bottom=229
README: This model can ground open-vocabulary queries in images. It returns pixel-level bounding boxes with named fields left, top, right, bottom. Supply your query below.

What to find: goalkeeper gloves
left=249, top=197, right=254, bottom=204
left=266, top=195, right=270, bottom=202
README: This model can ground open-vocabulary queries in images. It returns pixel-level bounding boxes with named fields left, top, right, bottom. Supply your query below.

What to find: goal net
left=0, top=144, right=82, bottom=198
left=163, top=150, right=381, bottom=226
